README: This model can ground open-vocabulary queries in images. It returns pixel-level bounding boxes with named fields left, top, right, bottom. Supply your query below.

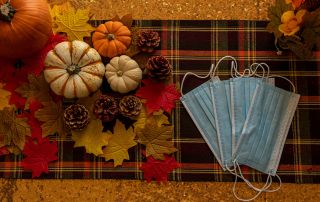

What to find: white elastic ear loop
left=227, top=161, right=273, bottom=192
left=250, top=63, right=296, bottom=93
left=249, top=63, right=269, bottom=78
left=180, top=64, right=215, bottom=96
left=231, top=161, right=274, bottom=201
left=211, top=56, right=238, bottom=78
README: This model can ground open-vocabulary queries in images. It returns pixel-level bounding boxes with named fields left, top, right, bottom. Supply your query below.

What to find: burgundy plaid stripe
left=0, top=20, right=319, bottom=183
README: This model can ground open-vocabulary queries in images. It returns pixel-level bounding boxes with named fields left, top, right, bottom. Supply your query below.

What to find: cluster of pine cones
left=64, top=95, right=142, bottom=130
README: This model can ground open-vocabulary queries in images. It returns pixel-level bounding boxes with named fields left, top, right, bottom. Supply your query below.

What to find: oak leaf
left=72, top=119, right=111, bottom=156
left=34, top=101, right=67, bottom=137
left=136, top=119, right=177, bottom=160
left=15, top=74, right=51, bottom=110
left=0, top=83, right=12, bottom=110
left=51, top=2, right=95, bottom=41
left=140, top=155, right=181, bottom=183
left=101, top=120, right=137, bottom=166
left=136, top=79, right=181, bottom=115
left=0, top=108, right=31, bottom=150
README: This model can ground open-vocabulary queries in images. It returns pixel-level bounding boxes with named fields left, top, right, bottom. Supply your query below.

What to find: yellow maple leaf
left=101, top=120, right=137, bottom=167
left=133, top=107, right=170, bottom=131
left=35, top=101, right=68, bottom=138
left=51, top=2, right=94, bottom=41
left=72, top=119, right=111, bottom=156
left=0, top=108, right=31, bottom=150
left=136, top=119, right=177, bottom=160
left=15, top=74, right=52, bottom=110
left=0, top=83, right=12, bottom=110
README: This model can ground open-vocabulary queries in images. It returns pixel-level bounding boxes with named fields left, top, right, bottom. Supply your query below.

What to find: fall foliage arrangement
left=0, top=1, right=181, bottom=182
left=267, top=0, right=320, bottom=59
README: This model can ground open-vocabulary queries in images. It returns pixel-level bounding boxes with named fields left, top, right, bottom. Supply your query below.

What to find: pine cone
left=119, top=96, right=142, bottom=118
left=137, top=30, right=161, bottom=53
left=146, top=56, right=172, bottom=80
left=93, top=95, right=119, bottom=122
left=64, top=104, right=90, bottom=130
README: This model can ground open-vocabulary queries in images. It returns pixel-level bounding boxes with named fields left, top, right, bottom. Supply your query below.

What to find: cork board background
left=1, top=0, right=320, bottom=201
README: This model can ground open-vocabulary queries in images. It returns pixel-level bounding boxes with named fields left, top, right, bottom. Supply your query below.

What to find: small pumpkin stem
left=116, top=70, right=123, bottom=76
left=107, top=34, right=116, bottom=40
left=0, top=0, right=16, bottom=22
left=67, top=64, right=81, bottom=75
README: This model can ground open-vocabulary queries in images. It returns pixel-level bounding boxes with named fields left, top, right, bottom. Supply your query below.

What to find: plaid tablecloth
left=1, top=20, right=319, bottom=183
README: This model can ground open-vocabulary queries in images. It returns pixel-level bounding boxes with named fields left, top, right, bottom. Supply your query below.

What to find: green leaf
left=267, top=0, right=293, bottom=38
left=303, top=8, right=320, bottom=33
left=278, top=36, right=313, bottom=59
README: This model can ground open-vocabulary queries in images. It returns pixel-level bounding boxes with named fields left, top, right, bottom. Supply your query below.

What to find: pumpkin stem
left=107, top=34, right=116, bottom=40
left=0, top=0, right=16, bottom=22
left=116, top=70, right=123, bottom=76
left=67, top=64, right=81, bottom=75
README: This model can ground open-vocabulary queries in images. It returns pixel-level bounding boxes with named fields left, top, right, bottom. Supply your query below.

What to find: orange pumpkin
left=0, top=0, right=52, bottom=59
left=92, top=21, right=132, bottom=58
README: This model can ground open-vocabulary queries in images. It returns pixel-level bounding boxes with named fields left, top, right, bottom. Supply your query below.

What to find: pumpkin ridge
left=48, top=73, right=66, bottom=85
left=82, top=60, right=103, bottom=67
left=68, top=42, right=73, bottom=64
left=103, top=23, right=110, bottom=34
left=78, top=74, right=93, bottom=93
left=60, top=77, right=69, bottom=96
left=73, top=77, right=77, bottom=98
left=78, top=46, right=92, bottom=64
left=52, top=49, right=67, bottom=66
left=45, top=66, right=66, bottom=70
left=81, top=69, right=104, bottom=77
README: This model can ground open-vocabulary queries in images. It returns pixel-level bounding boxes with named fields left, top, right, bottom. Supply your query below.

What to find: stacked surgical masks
left=180, top=56, right=300, bottom=201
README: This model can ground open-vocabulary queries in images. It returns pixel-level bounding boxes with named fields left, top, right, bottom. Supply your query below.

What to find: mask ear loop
left=180, top=64, right=215, bottom=96
left=251, top=63, right=296, bottom=93
left=212, top=56, right=239, bottom=78
left=230, top=160, right=282, bottom=201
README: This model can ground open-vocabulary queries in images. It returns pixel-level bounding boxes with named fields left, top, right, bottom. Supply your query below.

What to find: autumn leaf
left=72, top=119, right=111, bottom=156
left=101, top=120, right=137, bottom=166
left=0, top=83, right=12, bottom=110
left=51, top=2, right=95, bottom=41
left=133, top=107, right=170, bottom=130
left=77, top=91, right=101, bottom=119
left=267, top=0, right=293, bottom=38
left=0, top=108, right=31, bottom=150
left=126, top=27, right=142, bottom=57
left=22, top=137, right=58, bottom=178
left=140, top=155, right=181, bottom=183
left=136, top=119, right=177, bottom=160
left=136, top=79, right=181, bottom=115
left=120, top=14, right=133, bottom=29
left=15, top=74, right=51, bottom=110
left=35, top=101, right=67, bottom=138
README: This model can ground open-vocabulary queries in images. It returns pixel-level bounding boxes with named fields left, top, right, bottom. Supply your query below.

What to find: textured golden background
left=1, top=0, right=319, bottom=201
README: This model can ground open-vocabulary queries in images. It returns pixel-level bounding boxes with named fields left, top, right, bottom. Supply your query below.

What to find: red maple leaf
left=136, top=79, right=181, bottom=114
left=19, top=100, right=43, bottom=139
left=140, top=155, right=181, bottom=183
left=0, top=146, right=9, bottom=156
left=0, top=34, right=66, bottom=108
left=22, top=136, right=58, bottom=178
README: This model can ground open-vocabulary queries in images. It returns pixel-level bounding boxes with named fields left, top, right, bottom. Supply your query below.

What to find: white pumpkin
left=44, top=40, right=106, bottom=98
left=105, top=55, right=142, bottom=93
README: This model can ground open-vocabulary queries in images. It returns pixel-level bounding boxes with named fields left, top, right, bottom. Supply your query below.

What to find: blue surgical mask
left=234, top=81, right=300, bottom=176
left=181, top=75, right=223, bottom=167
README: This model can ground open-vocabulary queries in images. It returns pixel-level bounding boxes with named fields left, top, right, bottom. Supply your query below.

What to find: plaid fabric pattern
left=0, top=20, right=319, bottom=183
